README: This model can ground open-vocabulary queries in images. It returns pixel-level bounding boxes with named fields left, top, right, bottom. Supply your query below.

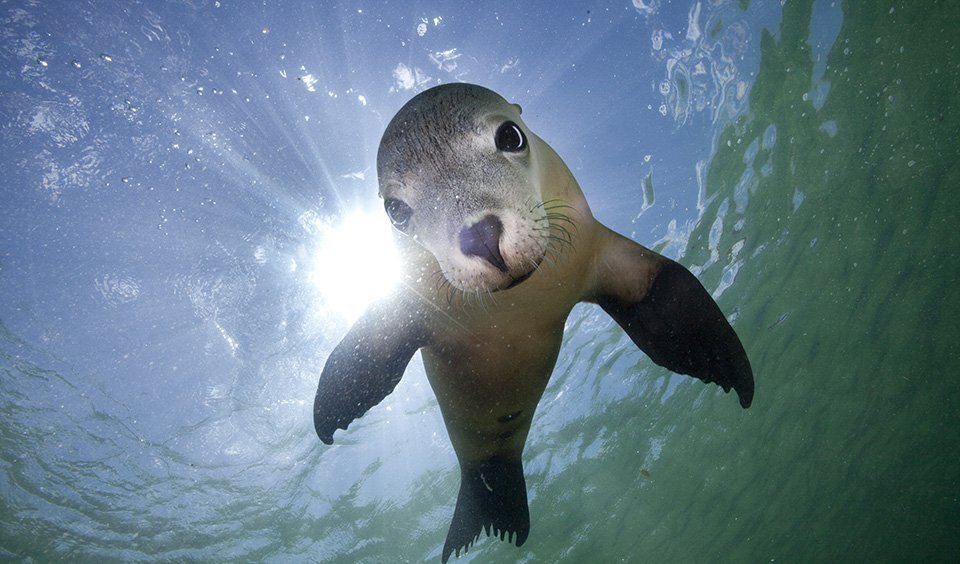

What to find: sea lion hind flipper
left=441, top=457, right=529, bottom=563
left=595, top=236, right=753, bottom=408
left=313, top=300, right=427, bottom=444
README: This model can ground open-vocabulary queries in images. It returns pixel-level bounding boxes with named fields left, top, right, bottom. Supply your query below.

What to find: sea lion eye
left=384, top=197, right=413, bottom=229
left=495, top=121, right=526, bottom=152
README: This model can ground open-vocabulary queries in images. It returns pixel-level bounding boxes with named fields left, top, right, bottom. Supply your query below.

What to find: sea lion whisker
left=544, top=226, right=574, bottom=246
left=542, top=238, right=570, bottom=265
left=473, top=289, right=487, bottom=311
left=546, top=233, right=572, bottom=248
left=431, top=271, right=447, bottom=292
left=540, top=238, right=564, bottom=264
left=534, top=198, right=566, bottom=210
left=545, top=213, right=580, bottom=232
left=529, top=256, right=553, bottom=274
left=542, top=200, right=575, bottom=208
left=546, top=221, right=573, bottom=237
left=441, top=279, right=457, bottom=308
left=542, top=202, right=578, bottom=213
left=544, top=211, right=576, bottom=222
left=522, top=196, right=538, bottom=213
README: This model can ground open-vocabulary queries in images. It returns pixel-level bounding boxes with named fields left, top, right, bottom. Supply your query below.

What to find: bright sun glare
left=308, top=209, right=401, bottom=321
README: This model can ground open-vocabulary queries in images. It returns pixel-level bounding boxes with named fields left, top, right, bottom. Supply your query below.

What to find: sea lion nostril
left=459, top=215, right=509, bottom=272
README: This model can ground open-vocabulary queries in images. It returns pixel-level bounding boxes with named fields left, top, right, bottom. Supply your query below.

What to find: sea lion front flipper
left=313, top=298, right=427, bottom=444
left=441, top=456, right=529, bottom=563
left=592, top=229, right=754, bottom=408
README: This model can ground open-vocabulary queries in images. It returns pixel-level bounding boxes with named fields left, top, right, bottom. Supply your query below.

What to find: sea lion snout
left=459, top=215, right=508, bottom=273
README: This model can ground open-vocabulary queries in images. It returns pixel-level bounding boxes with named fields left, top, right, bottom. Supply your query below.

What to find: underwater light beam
left=308, top=209, right=401, bottom=321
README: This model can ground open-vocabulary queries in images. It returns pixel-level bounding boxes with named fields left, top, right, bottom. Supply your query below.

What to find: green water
left=537, top=1, right=960, bottom=561
left=596, top=1, right=960, bottom=560
left=668, top=1, right=959, bottom=559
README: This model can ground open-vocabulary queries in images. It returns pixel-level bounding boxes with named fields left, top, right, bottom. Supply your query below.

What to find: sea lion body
left=398, top=123, right=603, bottom=465
left=313, top=84, right=753, bottom=562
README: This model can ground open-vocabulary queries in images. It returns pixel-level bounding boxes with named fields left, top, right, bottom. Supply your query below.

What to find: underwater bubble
left=95, top=274, right=142, bottom=305
left=641, top=170, right=656, bottom=212
left=819, top=120, right=838, bottom=137
left=762, top=124, right=777, bottom=150
left=792, top=189, right=805, bottom=212
left=632, top=0, right=659, bottom=17
left=298, top=74, right=318, bottom=92
left=743, top=137, right=760, bottom=165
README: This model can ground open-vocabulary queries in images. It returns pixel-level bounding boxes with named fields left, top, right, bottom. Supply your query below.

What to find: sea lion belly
left=421, top=299, right=568, bottom=462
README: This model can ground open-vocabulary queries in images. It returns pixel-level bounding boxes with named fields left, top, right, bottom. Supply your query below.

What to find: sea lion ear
left=314, top=297, right=428, bottom=444
left=591, top=231, right=754, bottom=408
left=512, top=103, right=522, bottom=115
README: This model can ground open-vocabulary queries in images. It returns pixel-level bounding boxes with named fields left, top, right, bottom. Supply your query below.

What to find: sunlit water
left=2, top=1, right=958, bottom=561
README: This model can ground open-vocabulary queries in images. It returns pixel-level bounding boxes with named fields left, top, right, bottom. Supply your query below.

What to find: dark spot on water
left=709, top=18, right=724, bottom=41
left=497, top=410, right=522, bottom=424
left=640, top=468, right=651, bottom=478
left=677, top=76, right=688, bottom=100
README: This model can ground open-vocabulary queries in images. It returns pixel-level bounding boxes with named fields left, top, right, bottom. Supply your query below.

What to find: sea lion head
left=377, top=83, right=553, bottom=293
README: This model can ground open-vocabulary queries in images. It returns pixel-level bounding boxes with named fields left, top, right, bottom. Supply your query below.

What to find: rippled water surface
left=2, top=1, right=958, bottom=561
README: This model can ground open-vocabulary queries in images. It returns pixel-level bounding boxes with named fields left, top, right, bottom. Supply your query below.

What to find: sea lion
left=313, top=83, right=753, bottom=562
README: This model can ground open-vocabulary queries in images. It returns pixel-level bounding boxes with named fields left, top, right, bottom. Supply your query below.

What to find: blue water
left=2, top=1, right=958, bottom=561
